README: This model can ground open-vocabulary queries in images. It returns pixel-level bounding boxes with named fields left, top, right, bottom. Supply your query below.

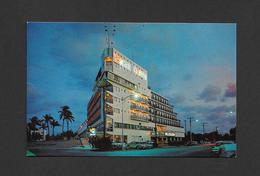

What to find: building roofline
left=151, top=90, right=169, bottom=101
left=112, top=47, right=147, bottom=73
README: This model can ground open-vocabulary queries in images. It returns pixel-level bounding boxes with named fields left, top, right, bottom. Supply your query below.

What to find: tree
left=230, top=127, right=236, bottom=141
left=27, top=116, right=41, bottom=141
left=50, top=119, right=60, bottom=139
left=30, top=116, right=41, bottom=127
left=43, top=114, right=54, bottom=138
left=29, top=116, right=41, bottom=132
left=58, top=106, right=75, bottom=136
left=39, top=119, right=48, bottom=130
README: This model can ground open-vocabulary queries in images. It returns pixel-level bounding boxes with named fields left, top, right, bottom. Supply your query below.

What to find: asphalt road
left=28, top=145, right=216, bottom=157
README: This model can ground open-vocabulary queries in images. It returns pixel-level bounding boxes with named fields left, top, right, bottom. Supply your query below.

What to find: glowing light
left=134, top=93, right=139, bottom=99
left=89, top=128, right=96, bottom=136
left=230, top=111, right=233, bottom=114
left=165, top=132, right=176, bottom=136
left=104, top=57, right=113, bottom=62
left=195, top=119, right=199, bottom=122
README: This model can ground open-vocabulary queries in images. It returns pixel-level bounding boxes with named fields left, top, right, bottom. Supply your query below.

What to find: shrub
left=89, top=136, right=112, bottom=150
left=168, top=140, right=185, bottom=146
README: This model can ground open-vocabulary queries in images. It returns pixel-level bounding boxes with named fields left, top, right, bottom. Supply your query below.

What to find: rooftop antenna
left=104, top=23, right=117, bottom=48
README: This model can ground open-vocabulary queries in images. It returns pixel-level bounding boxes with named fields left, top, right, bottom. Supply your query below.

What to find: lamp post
left=184, top=120, right=187, bottom=136
left=202, top=122, right=207, bottom=141
left=187, top=117, right=199, bottom=142
left=202, top=122, right=207, bottom=135
left=154, top=114, right=158, bottom=147
left=187, top=117, right=194, bottom=142
left=121, top=92, right=139, bottom=150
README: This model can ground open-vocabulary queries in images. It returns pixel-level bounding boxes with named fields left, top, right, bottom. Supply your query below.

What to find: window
left=114, top=108, right=120, bottom=114
left=114, top=75, right=120, bottom=82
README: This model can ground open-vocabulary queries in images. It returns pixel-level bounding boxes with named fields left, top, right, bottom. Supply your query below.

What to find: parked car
left=211, top=141, right=234, bottom=154
left=185, top=141, right=199, bottom=146
left=146, top=141, right=155, bottom=149
left=146, top=141, right=155, bottom=148
left=127, top=141, right=153, bottom=150
left=218, top=143, right=237, bottom=158
left=112, top=142, right=127, bottom=149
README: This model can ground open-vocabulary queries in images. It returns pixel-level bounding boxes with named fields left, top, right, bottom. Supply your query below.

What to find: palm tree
left=50, top=119, right=60, bottom=138
left=39, top=119, right=47, bottom=130
left=58, top=106, right=75, bottom=134
left=28, top=116, right=41, bottom=141
left=29, top=116, right=41, bottom=131
left=43, top=114, right=53, bottom=138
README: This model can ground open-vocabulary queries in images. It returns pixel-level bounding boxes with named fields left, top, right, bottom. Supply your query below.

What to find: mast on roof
left=104, top=23, right=117, bottom=48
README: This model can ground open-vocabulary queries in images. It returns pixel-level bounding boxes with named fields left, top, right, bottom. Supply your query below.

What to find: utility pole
left=214, top=126, right=218, bottom=142
left=187, top=117, right=194, bottom=142
left=202, top=122, right=207, bottom=135
left=202, top=122, right=207, bottom=141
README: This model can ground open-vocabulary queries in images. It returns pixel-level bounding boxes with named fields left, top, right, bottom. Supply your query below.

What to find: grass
left=26, top=150, right=36, bottom=157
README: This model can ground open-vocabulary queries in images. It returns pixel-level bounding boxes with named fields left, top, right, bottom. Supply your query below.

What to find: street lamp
left=202, top=122, right=207, bottom=141
left=184, top=120, right=187, bottom=136
left=187, top=117, right=199, bottom=142
left=121, top=92, right=139, bottom=150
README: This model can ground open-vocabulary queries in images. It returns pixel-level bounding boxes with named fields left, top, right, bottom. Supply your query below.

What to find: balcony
left=130, top=104, right=149, bottom=113
left=105, top=103, right=113, bottom=115
left=107, top=72, right=136, bottom=90
left=105, top=92, right=113, bottom=104
left=130, top=95, right=149, bottom=104
left=130, top=115, right=149, bottom=122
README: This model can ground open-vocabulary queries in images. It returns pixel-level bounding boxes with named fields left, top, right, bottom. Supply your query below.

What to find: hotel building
left=78, top=48, right=184, bottom=144
left=150, top=91, right=185, bottom=144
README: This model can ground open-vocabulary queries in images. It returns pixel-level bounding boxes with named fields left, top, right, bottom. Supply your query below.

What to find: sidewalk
left=27, top=139, right=82, bottom=149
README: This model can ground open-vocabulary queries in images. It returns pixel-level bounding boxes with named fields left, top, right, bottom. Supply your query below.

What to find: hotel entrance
left=113, top=135, right=127, bottom=143
left=152, top=125, right=181, bottom=146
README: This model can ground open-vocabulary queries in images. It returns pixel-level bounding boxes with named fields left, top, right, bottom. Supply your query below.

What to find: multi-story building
left=150, top=91, right=185, bottom=144
left=78, top=47, right=184, bottom=144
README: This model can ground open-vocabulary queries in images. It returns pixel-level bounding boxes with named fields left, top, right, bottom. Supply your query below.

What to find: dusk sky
left=27, top=22, right=236, bottom=134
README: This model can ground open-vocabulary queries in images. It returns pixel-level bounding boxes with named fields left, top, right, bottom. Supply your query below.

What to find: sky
left=27, top=22, right=236, bottom=134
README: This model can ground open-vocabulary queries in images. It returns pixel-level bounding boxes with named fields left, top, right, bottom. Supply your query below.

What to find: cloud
left=198, top=85, right=222, bottom=102
left=176, top=104, right=236, bottom=133
left=171, top=95, right=186, bottom=104
left=224, top=83, right=236, bottom=97
left=183, top=73, right=192, bottom=81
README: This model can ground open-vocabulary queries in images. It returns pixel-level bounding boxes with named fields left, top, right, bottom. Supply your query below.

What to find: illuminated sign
left=113, top=53, right=131, bottom=71
left=165, top=132, right=176, bottom=136
left=113, top=50, right=147, bottom=80
left=89, top=128, right=96, bottom=136
left=133, top=65, right=147, bottom=80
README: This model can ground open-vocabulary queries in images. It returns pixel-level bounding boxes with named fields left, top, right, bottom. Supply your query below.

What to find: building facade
left=78, top=48, right=184, bottom=144
left=150, top=91, right=185, bottom=144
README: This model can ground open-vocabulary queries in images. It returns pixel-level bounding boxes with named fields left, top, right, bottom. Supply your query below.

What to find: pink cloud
left=225, top=83, right=236, bottom=97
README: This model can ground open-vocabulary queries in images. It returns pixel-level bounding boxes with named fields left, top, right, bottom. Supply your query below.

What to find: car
left=219, top=143, right=237, bottom=158
left=211, top=141, right=234, bottom=154
left=112, top=142, right=127, bottom=149
left=126, top=141, right=153, bottom=150
left=146, top=141, right=155, bottom=148
left=185, top=141, right=199, bottom=146
left=145, top=141, right=154, bottom=149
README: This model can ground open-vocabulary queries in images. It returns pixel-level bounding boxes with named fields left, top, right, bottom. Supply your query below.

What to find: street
left=28, top=144, right=216, bottom=157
